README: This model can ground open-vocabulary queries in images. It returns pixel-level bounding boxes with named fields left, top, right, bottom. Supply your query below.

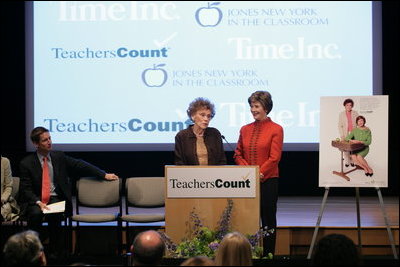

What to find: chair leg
left=71, top=221, right=78, bottom=255
left=63, top=217, right=71, bottom=256
left=67, top=218, right=72, bottom=255
left=117, top=220, right=122, bottom=255
left=74, top=222, right=80, bottom=255
left=125, top=222, right=130, bottom=254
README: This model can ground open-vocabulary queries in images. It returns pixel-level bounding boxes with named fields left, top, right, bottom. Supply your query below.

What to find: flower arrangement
left=160, top=199, right=274, bottom=259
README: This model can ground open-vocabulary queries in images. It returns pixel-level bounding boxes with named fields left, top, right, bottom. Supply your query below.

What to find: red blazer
left=234, top=117, right=283, bottom=182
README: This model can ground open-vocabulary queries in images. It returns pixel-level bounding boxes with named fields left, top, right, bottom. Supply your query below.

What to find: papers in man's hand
left=43, top=201, right=65, bottom=214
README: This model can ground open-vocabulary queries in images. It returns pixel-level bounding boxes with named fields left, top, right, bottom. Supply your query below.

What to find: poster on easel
left=319, top=96, right=388, bottom=187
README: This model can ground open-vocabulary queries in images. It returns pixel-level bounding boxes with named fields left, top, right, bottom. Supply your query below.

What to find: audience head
left=311, top=233, right=360, bottom=266
left=130, top=230, right=165, bottom=266
left=248, top=91, right=273, bottom=115
left=214, top=231, right=253, bottom=266
left=3, top=230, right=46, bottom=266
left=180, top=256, right=214, bottom=266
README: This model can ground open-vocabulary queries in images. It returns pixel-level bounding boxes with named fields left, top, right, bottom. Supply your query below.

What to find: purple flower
left=208, top=241, right=220, bottom=251
left=215, top=199, right=233, bottom=239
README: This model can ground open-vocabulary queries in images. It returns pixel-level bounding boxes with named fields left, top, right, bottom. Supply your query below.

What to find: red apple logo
left=195, top=2, right=223, bottom=27
left=142, top=64, right=168, bottom=87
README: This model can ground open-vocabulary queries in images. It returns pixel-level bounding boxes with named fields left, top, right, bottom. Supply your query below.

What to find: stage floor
left=70, top=195, right=399, bottom=228
left=277, top=195, right=399, bottom=227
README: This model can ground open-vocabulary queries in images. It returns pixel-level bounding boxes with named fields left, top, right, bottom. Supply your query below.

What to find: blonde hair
left=214, top=232, right=252, bottom=266
left=180, top=256, right=214, bottom=266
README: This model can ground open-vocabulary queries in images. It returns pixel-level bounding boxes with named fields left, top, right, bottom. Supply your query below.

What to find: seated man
left=19, top=126, right=119, bottom=257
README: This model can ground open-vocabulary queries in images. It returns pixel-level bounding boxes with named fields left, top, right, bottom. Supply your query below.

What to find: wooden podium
left=165, top=165, right=260, bottom=244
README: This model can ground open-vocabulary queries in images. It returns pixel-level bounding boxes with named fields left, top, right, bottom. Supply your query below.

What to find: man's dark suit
left=19, top=150, right=107, bottom=256
left=20, top=150, right=106, bottom=215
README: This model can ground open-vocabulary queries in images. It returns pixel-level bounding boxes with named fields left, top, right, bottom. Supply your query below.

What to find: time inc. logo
left=58, top=1, right=180, bottom=21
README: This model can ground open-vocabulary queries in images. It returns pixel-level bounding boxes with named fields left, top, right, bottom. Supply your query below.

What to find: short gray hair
left=3, top=230, right=44, bottom=266
left=186, top=97, right=216, bottom=122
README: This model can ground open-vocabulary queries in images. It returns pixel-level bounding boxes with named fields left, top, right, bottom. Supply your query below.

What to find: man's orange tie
left=41, top=156, right=50, bottom=204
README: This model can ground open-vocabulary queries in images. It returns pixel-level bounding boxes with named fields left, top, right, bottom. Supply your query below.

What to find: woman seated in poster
left=345, top=115, right=373, bottom=176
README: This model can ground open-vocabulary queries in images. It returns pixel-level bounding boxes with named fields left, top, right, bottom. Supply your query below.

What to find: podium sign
left=165, top=165, right=260, bottom=244
left=166, top=166, right=257, bottom=198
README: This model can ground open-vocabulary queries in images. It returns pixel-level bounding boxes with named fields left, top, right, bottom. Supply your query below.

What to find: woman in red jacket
left=234, top=91, right=284, bottom=256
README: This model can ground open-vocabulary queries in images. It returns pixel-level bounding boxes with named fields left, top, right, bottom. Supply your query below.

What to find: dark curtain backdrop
left=1, top=1, right=398, bottom=196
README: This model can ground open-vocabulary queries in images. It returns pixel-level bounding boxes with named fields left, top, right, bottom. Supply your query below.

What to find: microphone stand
left=221, top=135, right=236, bottom=151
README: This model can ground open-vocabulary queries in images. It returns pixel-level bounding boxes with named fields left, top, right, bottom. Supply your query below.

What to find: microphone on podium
left=221, top=135, right=236, bottom=151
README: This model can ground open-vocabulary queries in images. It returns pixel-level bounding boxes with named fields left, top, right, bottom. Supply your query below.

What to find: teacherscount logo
left=195, top=2, right=223, bottom=27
